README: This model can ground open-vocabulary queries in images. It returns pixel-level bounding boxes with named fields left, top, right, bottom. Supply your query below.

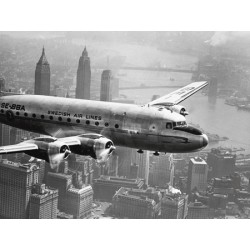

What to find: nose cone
left=201, top=134, right=209, bottom=148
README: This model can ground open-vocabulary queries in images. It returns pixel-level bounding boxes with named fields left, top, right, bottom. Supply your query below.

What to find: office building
left=64, top=186, right=93, bottom=218
left=111, top=77, right=119, bottom=99
left=0, top=160, right=39, bottom=218
left=116, top=146, right=133, bottom=178
left=29, top=184, right=58, bottom=219
left=100, top=70, right=112, bottom=102
left=187, top=201, right=210, bottom=219
left=76, top=47, right=91, bottom=99
left=149, top=154, right=171, bottom=187
left=187, top=157, right=208, bottom=194
left=131, top=150, right=149, bottom=185
left=35, top=47, right=50, bottom=95
left=207, top=148, right=236, bottom=178
left=212, top=177, right=235, bottom=200
left=209, top=193, right=228, bottom=210
left=46, top=172, right=72, bottom=212
left=46, top=171, right=93, bottom=218
left=93, top=176, right=144, bottom=201
left=1, top=124, right=10, bottom=146
left=112, top=187, right=161, bottom=219
left=0, top=76, right=5, bottom=91
left=161, top=193, right=188, bottom=219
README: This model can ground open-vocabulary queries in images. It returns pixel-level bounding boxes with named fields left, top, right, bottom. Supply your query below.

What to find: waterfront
left=119, top=70, right=250, bottom=153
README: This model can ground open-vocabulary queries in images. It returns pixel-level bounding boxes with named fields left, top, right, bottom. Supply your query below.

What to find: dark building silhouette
left=207, top=148, right=236, bottom=178
left=0, top=76, right=5, bottom=91
left=29, top=184, right=58, bottom=219
left=0, top=160, right=40, bottom=218
left=76, top=47, right=91, bottom=99
left=46, top=172, right=72, bottom=212
left=35, top=47, right=50, bottom=95
left=212, top=177, right=235, bottom=201
left=187, top=201, right=210, bottom=219
left=208, top=76, right=218, bottom=98
left=112, top=187, right=162, bottom=219
left=100, top=70, right=112, bottom=102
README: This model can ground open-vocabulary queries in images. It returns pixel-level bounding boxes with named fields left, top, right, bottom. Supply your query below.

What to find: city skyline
left=0, top=31, right=250, bottom=221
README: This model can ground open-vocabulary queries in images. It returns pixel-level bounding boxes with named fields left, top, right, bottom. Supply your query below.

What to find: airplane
left=0, top=81, right=209, bottom=169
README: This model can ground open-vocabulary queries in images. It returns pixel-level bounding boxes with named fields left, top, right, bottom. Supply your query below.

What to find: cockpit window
left=167, top=121, right=187, bottom=129
left=177, top=121, right=187, bottom=126
left=166, top=122, right=172, bottom=129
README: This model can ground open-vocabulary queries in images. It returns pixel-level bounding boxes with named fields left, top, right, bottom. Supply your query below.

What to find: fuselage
left=0, top=94, right=208, bottom=153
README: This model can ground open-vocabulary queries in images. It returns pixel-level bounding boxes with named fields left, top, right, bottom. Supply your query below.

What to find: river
left=118, top=70, right=250, bottom=154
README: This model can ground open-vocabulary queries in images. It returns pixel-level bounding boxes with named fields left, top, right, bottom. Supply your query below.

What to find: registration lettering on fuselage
left=1, top=103, right=25, bottom=111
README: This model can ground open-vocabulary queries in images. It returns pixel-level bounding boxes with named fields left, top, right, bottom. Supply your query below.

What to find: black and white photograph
left=0, top=0, right=249, bottom=249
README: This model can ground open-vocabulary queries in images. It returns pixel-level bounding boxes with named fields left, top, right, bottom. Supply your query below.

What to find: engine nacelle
left=70, top=135, right=116, bottom=164
left=26, top=139, right=71, bottom=170
left=47, top=141, right=71, bottom=168
left=171, top=105, right=188, bottom=116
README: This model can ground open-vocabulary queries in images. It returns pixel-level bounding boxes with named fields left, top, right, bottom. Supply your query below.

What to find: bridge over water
left=121, top=66, right=197, bottom=74
left=119, top=85, right=184, bottom=90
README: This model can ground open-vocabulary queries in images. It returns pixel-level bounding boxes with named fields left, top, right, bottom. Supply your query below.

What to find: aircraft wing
left=0, top=142, right=38, bottom=155
left=148, top=81, right=208, bottom=106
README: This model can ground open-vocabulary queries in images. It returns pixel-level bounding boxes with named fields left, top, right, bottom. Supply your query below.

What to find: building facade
left=100, top=70, right=112, bottom=102
left=0, top=160, right=40, bottom=218
left=161, top=193, right=188, bottom=219
left=112, top=187, right=161, bottom=219
left=29, top=183, right=58, bottom=219
left=35, top=47, right=50, bottom=95
left=187, top=201, right=210, bottom=219
left=187, top=157, right=208, bottom=194
left=76, top=47, right=91, bottom=99
left=207, top=148, right=236, bottom=178
left=93, top=176, right=144, bottom=201
left=64, top=186, right=93, bottom=218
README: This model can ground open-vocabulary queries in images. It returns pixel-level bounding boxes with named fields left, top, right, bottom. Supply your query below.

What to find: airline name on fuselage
left=48, top=110, right=102, bottom=120
left=1, top=103, right=25, bottom=111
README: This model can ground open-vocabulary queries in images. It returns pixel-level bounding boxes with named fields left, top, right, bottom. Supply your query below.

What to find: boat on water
left=237, top=104, right=250, bottom=111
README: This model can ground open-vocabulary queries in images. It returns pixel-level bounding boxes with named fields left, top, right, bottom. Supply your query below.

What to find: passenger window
left=173, top=122, right=177, bottom=127
left=166, top=122, right=172, bottom=129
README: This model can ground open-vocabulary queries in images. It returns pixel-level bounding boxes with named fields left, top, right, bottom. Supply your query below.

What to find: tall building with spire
left=76, top=47, right=91, bottom=99
left=35, top=47, right=50, bottom=95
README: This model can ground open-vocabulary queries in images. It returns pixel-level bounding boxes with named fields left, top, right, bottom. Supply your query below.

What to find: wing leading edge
left=148, top=81, right=208, bottom=107
left=0, top=143, right=38, bottom=154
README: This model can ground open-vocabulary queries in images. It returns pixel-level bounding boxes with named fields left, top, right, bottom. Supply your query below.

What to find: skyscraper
left=131, top=150, right=149, bottom=185
left=35, top=47, right=50, bottom=95
left=76, top=47, right=91, bottom=99
left=100, top=70, right=112, bottom=102
left=0, top=76, right=5, bottom=91
left=207, top=148, right=236, bottom=178
left=187, top=157, right=208, bottom=194
left=149, top=154, right=171, bottom=187
left=0, top=160, right=40, bottom=218
left=29, top=184, right=58, bottom=219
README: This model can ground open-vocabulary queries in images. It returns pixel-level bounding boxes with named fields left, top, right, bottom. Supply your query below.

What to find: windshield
left=166, top=121, right=187, bottom=129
